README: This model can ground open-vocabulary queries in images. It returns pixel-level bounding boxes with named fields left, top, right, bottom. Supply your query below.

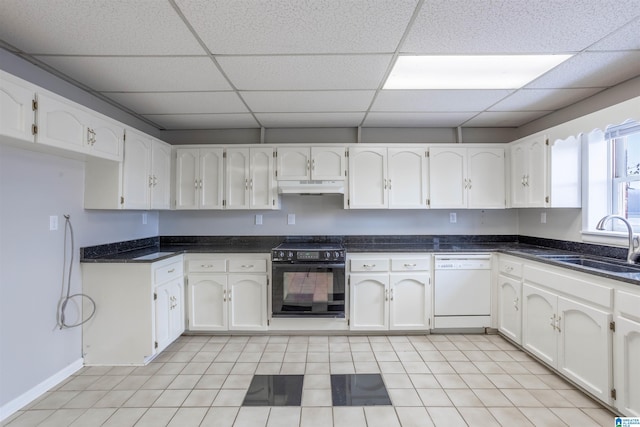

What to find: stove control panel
left=272, top=249, right=345, bottom=262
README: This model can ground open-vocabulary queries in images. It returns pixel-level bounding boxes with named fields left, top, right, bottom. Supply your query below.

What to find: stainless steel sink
left=538, top=254, right=640, bottom=274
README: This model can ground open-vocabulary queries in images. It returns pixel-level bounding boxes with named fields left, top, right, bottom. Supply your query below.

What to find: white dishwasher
left=434, top=254, right=492, bottom=329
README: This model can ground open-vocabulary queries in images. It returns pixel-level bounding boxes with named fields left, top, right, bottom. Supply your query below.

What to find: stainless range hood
left=277, top=180, right=344, bottom=195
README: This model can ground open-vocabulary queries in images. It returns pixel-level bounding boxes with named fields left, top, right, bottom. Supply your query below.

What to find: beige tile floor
left=5, top=334, right=616, bottom=426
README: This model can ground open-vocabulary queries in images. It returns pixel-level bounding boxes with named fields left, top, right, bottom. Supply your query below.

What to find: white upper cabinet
left=37, top=92, right=90, bottom=153
left=430, top=146, right=505, bottom=209
left=226, top=147, right=277, bottom=210
left=276, top=146, right=345, bottom=181
left=175, top=148, right=224, bottom=210
left=87, top=113, right=124, bottom=162
left=122, top=130, right=153, bottom=209
left=150, top=139, right=172, bottom=210
left=0, top=71, right=35, bottom=143
left=510, top=133, right=580, bottom=208
left=348, top=146, right=427, bottom=209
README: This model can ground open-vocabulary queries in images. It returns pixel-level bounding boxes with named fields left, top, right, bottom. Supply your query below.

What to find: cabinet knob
left=385, top=289, right=389, bottom=301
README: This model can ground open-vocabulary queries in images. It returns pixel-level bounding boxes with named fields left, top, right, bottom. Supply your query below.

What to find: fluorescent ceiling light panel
left=384, top=55, right=573, bottom=89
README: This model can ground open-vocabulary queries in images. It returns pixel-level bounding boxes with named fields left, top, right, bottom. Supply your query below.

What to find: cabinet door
left=557, top=297, right=612, bottom=404
left=150, top=140, right=171, bottom=210
left=349, top=274, right=389, bottom=331
left=277, top=146, right=310, bottom=180
left=168, top=280, right=185, bottom=341
left=615, top=315, right=640, bottom=417
left=497, top=274, right=522, bottom=344
left=155, top=282, right=173, bottom=352
left=467, top=148, right=505, bottom=208
left=175, top=149, right=200, bottom=209
left=429, top=147, right=466, bottom=208
left=311, top=146, right=345, bottom=180
left=0, top=72, right=35, bottom=143
left=122, top=132, right=151, bottom=209
left=200, top=148, right=225, bottom=209
left=389, top=273, right=429, bottom=330
left=348, top=147, right=387, bottom=209
left=527, top=137, right=548, bottom=206
left=388, top=148, right=428, bottom=209
left=90, top=115, right=123, bottom=161
left=510, top=143, right=528, bottom=207
left=228, top=274, right=267, bottom=331
left=522, top=284, right=557, bottom=367
left=37, top=93, right=89, bottom=152
left=250, top=147, right=275, bottom=209
left=188, top=274, right=228, bottom=331
left=225, top=148, right=250, bottom=209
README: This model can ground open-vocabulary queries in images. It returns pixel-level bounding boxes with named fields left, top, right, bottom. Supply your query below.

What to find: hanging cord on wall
left=57, top=214, right=96, bottom=329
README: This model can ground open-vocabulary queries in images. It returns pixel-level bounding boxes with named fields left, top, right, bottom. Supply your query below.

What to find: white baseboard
left=0, top=358, right=83, bottom=422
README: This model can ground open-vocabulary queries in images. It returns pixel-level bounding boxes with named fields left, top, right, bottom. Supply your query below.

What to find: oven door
left=272, top=262, right=345, bottom=318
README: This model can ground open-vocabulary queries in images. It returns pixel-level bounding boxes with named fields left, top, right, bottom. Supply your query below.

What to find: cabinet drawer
left=499, top=259, right=522, bottom=277
left=187, top=259, right=227, bottom=273
left=617, top=290, right=640, bottom=320
left=350, top=259, right=389, bottom=272
left=391, top=258, right=430, bottom=272
left=229, top=259, right=268, bottom=273
left=154, top=261, right=183, bottom=284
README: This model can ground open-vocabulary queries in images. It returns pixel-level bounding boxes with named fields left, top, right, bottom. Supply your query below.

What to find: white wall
left=517, top=208, right=583, bottom=242
left=0, top=144, right=158, bottom=410
left=160, top=195, right=518, bottom=236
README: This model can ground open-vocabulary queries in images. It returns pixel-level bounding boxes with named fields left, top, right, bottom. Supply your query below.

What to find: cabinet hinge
left=153, top=292, right=157, bottom=301
left=347, top=319, right=350, bottom=326
left=347, top=198, right=350, bottom=206
left=155, top=341, right=158, bottom=349
left=120, top=196, right=124, bottom=205
left=545, top=138, right=549, bottom=146
left=610, top=321, right=615, bottom=332
left=611, top=388, right=617, bottom=400
left=267, top=319, right=271, bottom=326
left=31, top=124, right=38, bottom=135
left=223, top=152, right=227, bottom=158
left=223, top=199, right=226, bottom=207
left=427, top=198, right=430, bottom=206
left=345, top=149, right=349, bottom=157
left=545, top=196, right=550, bottom=203
left=426, top=150, right=429, bottom=158
left=428, top=318, right=431, bottom=327
left=272, top=199, right=275, bottom=206
left=273, top=151, right=277, bottom=158
left=32, top=99, right=38, bottom=111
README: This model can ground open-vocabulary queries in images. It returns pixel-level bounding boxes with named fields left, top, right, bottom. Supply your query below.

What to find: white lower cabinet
left=615, top=290, right=640, bottom=417
left=497, top=275, right=522, bottom=344
left=82, top=255, right=184, bottom=365
left=521, top=263, right=613, bottom=405
left=348, top=254, right=431, bottom=331
left=186, top=254, right=269, bottom=331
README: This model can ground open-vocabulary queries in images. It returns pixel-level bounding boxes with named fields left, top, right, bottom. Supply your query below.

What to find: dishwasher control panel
left=434, top=255, right=491, bottom=270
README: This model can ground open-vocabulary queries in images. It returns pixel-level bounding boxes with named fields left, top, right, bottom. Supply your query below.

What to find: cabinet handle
left=403, top=263, right=417, bottom=268
left=312, top=159, right=315, bottom=171
left=556, top=315, right=561, bottom=333
left=307, top=159, right=310, bottom=171
left=198, top=179, right=203, bottom=189
left=362, top=264, right=376, bottom=268
left=200, top=264, right=214, bottom=268
left=149, top=175, right=154, bottom=187
left=525, top=174, right=530, bottom=187
left=195, top=179, right=199, bottom=189
left=385, top=289, right=389, bottom=301
left=87, top=128, right=92, bottom=145
left=228, top=290, right=232, bottom=301
left=467, top=179, right=472, bottom=189
left=153, top=175, right=158, bottom=187
left=245, top=179, right=249, bottom=190
left=250, top=179, right=253, bottom=189
left=388, top=179, right=392, bottom=190
left=223, top=289, right=226, bottom=302
left=384, top=179, right=388, bottom=190
left=241, top=264, right=254, bottom=268
left=513, top=297, right=519, bottom=311
left=505, top=266, right=513, bottom=272
left=550, top=314, right=556, bottom=330
left=390, top=288, right=394, bottom=301
left=167, top=268, right=175, bottom=273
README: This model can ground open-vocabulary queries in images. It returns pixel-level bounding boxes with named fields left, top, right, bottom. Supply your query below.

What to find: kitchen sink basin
left=538, top=254, right=640, bottom=274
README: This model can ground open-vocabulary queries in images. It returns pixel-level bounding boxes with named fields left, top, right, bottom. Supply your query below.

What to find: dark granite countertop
left=80, top=235, right=640, bottom=286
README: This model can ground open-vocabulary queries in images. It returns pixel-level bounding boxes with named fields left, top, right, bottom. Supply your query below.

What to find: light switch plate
left=288, top=214, right=295, bottom=225
left=255, top=214, right=263, bottom=225
left=49, top=215, right=58, bottom=231
left=449, top=213, right=457, bottom=223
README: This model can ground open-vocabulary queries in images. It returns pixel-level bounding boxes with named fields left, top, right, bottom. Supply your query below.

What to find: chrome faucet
left=596, top=215, right=640, bottom=263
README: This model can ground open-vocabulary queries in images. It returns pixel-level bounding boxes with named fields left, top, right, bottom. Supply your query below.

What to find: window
left=611, top=122, right=640, bottom=228
left=583, top=120, right=640, bottom=237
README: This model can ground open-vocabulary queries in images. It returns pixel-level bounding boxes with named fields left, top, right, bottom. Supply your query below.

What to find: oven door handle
left=273, top=263, right=345, bottom=269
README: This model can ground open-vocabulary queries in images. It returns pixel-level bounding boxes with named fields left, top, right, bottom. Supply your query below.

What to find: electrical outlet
left=287, top=214, right=296, bottom=225
left=449, top=212, right=457, bottom=223
left=49, top=215, right=58, bottom=231
left=142, top=213, right=148, bottom=225
left=255, top=214, right=263, bottom=225
left=541, top=212, right=547, bottom=224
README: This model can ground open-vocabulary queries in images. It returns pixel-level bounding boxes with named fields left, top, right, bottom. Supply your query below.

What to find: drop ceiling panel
left=402, top=0, right=640, bottom=53
left=217, top=55, right=393, bottom=90
left=371, top=90, right=513, bottom=112
left=464, top=111, right=552, bottom=127
left=363, top=112, right=477, bottom=127
left=143, top=113, right=259, bottom=129
left=0, top=0, right=204, bottom=55
left=241, top=91, right=375, bottom=112
left=525, top=51, right=640, bottom=89
left=34, top=56, right=231, bottom=91
left=175, top=0, right=419, bottom=54
left=489, top=88, right=602, bottom=112
left=255, top=113, right=365, bottom=128
left=105, top=92, right=248, bottom=114
left=588, top=16, right=640, bottom=51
